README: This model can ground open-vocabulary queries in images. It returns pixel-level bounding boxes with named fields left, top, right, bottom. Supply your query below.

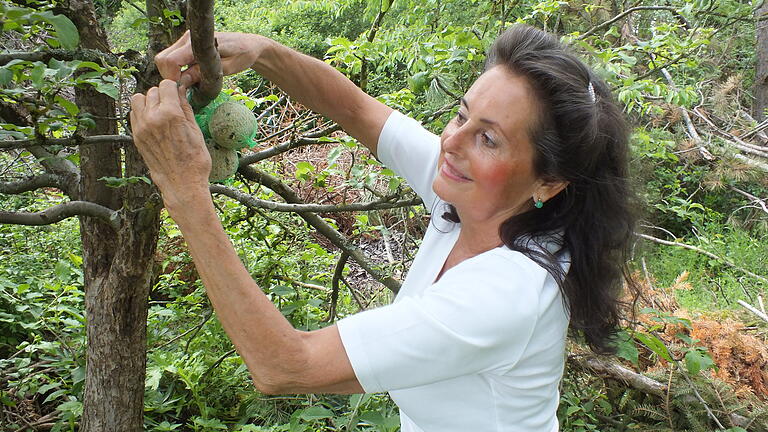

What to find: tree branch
left=0, top=173, right=64, bottom=193
left=737, top=300, right=768, bottom=323
left=187, top=0, right=222, bottom=110
left=569, top=355, right=760, bottom=430
left=0, top=135, right=133, bottom=150
left=579, top=6, right=688, bottom=39
left=0, top=49, right=141, bottom=68
left=729, top=186, right=768, bottom=215
left=239, top=123, right=343, bottom=165
left=210, top=184, right=420, bottom=213
left=636, top=233, right=768, bottom=285
left=0, top=201, right=119, bottom=230
left=238, top=166, right=402, bottom=293
left=359, top=0, right=392, bottom=91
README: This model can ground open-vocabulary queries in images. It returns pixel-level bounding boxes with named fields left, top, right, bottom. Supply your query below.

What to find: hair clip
left=587, top=82, right=596, bottom=104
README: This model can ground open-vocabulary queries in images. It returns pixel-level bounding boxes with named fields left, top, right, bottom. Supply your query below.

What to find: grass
left=635, top=225, right=768, bottom=311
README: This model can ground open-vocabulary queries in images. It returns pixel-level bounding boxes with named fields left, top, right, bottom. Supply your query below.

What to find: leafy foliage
left=1, top=0, right=767, bottom=430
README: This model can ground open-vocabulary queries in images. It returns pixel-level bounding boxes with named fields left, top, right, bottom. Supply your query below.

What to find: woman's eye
left=481, top=132, right=496, bottom=147
left=455, top=112, right=467, bottom=124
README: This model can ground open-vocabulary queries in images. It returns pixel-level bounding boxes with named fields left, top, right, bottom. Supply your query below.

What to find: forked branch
left=210, top=184, right=421, bottom=213
left=0, top=173, right=65, bottom=194
left=0, top=201, right=119, bottom=230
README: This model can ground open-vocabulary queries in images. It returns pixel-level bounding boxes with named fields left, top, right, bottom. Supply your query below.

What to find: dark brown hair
left=445, top=24, right=636, bottom=354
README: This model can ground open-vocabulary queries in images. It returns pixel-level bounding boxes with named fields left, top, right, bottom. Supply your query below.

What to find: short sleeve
left=336, top=251, right=546, bottom=393
left=377, top=111, right=441, bottom=209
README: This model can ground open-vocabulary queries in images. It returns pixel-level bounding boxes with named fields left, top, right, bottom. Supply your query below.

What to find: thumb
left=179, top=66, right=201, bottom=88
left=177, top=86, right=196, bottom=123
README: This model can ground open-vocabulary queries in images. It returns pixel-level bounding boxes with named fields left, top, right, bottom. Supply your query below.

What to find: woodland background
left=0, top=0, right=767, bottom=431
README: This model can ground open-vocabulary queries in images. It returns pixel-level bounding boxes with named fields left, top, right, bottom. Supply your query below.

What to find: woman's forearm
left=166, top=192, right=308, bottom=391
left=248, top=36, right=391, bottom=153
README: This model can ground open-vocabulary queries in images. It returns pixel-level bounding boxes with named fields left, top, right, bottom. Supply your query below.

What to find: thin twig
left=737, top=300, right=768, bottom=323
left=636, top=233, right=768, bottom=285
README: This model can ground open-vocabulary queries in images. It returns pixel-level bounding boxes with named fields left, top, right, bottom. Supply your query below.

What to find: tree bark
left=755, top=2, right=768, bottom=121
left=54, top=0, right=176, bottom=430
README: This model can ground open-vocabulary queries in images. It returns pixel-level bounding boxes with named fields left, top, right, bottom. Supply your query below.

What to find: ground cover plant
left=0, top=0, right=767, bottom=430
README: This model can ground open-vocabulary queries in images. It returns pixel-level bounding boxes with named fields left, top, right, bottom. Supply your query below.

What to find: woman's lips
left=441, top=159, right=472, bottom=182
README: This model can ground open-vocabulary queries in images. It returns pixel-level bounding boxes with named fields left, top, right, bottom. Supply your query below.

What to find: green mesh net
left=191, top=91, right=231, bottom=140
left=190, top=91, right=259, bottom=149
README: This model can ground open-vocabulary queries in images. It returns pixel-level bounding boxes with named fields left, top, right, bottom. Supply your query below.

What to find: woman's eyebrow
left=460, top=97, right=501, bottom=127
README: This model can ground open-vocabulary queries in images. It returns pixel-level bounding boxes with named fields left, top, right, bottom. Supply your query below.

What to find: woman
left=130, top=24, right=634, bottom=431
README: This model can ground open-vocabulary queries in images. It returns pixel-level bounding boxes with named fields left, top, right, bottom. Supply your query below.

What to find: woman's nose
left=441, top=124, right=469, bottom=154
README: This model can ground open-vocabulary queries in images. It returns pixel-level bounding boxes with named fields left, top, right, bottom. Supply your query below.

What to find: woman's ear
left=537, top=180, right=569, bottom=203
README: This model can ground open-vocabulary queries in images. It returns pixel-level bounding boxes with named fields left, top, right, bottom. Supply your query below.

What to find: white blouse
left=337, top=111, right=569, bottom=432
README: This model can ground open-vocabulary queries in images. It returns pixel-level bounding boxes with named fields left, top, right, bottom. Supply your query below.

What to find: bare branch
left=210, top=183, right=420, bottom=213
left=732, top=153, right=768, bottom=172
left=0, top=173, right=64, bottom=194
left=737, top=300, right=768, bottom=323
left=569, top=355, right=758, bottom=430
left=729, top=186, right=768, bottom=215
left=238, top=165, right=402, bottom=293
left=636, top=233, right=768, bottom=285
left=0, top=201, right=119, bottom=230
left=0, top=135, right=133, bottom=150
left=240, top=138, right=328, bottom=166
left=0, top=49, right=141, bottom=68
left=187, top=0, right=223, bottom=110
left=691, top=108, right=768, bottom=159
left=579, top=6, right=687, bottom=39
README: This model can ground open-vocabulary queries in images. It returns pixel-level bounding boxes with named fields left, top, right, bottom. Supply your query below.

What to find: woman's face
left=433, top=66, right=551, bottom=225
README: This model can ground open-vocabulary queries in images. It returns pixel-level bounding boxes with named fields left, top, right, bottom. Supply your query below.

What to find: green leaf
left=299, top=405, right=333, bottom=421
left=684, top=349, right=714, bottom=375
left=566, top=405, right=581, bottom=416
left=46, top=14, right=79, bottom=49
left=0, top=67, right=13, bottom=85
left=634, top=332, right=672, bottom=362
left=54, top=96, right=79, bottom=116
left=94, top=83, right=119, bottom=100
left=614, top=330, right=639, bottom=365
left=30, top=63, right=45, bottom=88
left=270, top=285, right=294, bottom=297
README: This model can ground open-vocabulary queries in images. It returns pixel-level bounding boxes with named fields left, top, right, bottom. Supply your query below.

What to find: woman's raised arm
left=154, top=32, right=392, bottom=155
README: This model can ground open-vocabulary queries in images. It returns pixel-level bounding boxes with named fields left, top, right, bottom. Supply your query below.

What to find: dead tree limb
left=210, top=183, right=421, bottom=213
left=0, top=201, right=119, bottom=230
left=579, top=6, right=687, bottom=39
left=569, top=355, right=763, bottom=430
left=729, top=186, right=768, bottom=215
left=187, top=0, right=222, bottom=110
left=239, top=165, right=402, bottom=293
left=636, top=233, right=768, bottom=285
left=737, top=300, right=768, bottom=323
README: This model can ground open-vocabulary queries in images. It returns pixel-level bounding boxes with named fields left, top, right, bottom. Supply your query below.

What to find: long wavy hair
left=443, top=24, right=636, bottom=354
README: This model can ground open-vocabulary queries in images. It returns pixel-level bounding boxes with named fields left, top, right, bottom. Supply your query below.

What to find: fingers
left=155, top=31, right=195, bottom=81
left=129, top=93, right=146, bottom=133
left=145, top=87, right=160, bottom=109
left=177, top=86, right=196, bottom=123
left=179, top=65, right=201, bottom=88
left=158, top=79, right=179, bottom=105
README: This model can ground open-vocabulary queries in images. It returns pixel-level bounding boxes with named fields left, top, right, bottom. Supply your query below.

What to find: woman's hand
left=155, top=31, right=263, bottom=88
left=129, top=80, right=211, bottom=210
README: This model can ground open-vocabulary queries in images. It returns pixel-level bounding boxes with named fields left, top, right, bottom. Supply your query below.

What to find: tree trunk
left=58, top=0, right=168, bottom=429
left=755, top=3, right=768, bottom=121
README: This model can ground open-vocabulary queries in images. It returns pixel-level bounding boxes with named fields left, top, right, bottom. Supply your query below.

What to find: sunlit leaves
left=0, top=4, right=79, bottom=49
